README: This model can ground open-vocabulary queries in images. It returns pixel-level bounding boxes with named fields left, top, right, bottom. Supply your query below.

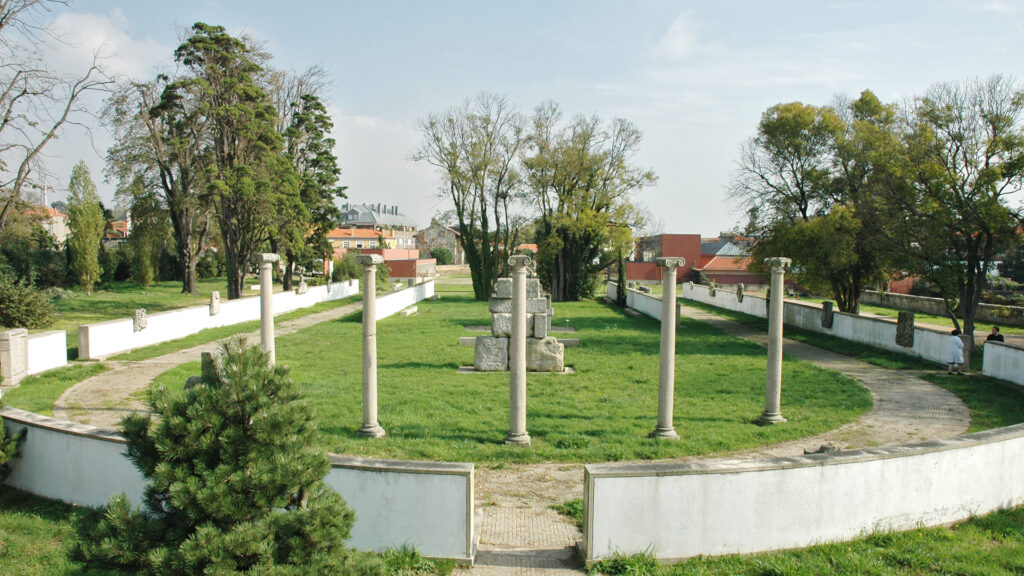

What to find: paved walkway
left=52, top=299, right=970, bottom=574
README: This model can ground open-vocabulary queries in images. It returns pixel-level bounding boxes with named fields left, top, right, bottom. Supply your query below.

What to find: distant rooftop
left=340, top=202, right=417, bottom=229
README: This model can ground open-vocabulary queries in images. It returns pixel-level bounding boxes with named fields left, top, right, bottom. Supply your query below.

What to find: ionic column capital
left=508, top=254, right=533, bottom=271
left=260, top=253, right=281, bottom=266
left=357, top=254, right=384, bottom=268
left=655, top=257, right=686, bottom=271
left=764, top=257, right=792, bottom=273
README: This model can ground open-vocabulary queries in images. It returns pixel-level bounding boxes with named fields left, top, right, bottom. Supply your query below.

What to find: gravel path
left=50, top=299, right=970, bottom=574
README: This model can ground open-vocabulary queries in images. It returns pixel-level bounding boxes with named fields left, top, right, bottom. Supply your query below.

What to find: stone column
left=259, top=253, right=280, bottom=365
left=506, top=255, right=532, bottom=446
left=356, top=254, right=385, bottom=438
left=759, top=257, right=792, bottom=425
left=651, top=257, right=685, bottom=440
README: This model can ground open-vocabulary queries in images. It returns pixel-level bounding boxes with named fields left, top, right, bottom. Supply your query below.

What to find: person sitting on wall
left=947, top=329, right=965, bottom=375
left=986, top=326, right=1005, bottom=342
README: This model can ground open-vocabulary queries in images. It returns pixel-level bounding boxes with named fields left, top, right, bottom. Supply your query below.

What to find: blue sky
left=37, top=0, right=1024, bottom=234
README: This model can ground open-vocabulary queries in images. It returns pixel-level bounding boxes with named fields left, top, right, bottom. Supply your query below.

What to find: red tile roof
left=327, top=228, right=394, bottom=240
left=697, top=256, right=752, bottom=272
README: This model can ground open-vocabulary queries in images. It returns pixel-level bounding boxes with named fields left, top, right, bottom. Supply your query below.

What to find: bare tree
left=414, top=93, right=526, bottom=300
left=0, top=0, right=113, bottom=229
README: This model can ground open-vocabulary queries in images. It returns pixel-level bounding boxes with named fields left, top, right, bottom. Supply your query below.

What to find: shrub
left=99, top=244, right=132, bottom=284
left=73, top=338, right=381, bottom=575
left=376, top=260, right=391, bottom=289
left=0, top=417, right=25, bottom=484
left=429, top=247, right=453, bottom=266
left=196, top=250, right=226, bottom=279
left=0, top=272, right=55, bottom=328
left=332, top=252, right=361, bottom=282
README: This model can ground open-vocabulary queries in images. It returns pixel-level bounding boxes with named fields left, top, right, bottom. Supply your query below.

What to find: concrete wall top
left=1, top=406, right=124, bottom=443
left=329, top=453, right=473, bottom=476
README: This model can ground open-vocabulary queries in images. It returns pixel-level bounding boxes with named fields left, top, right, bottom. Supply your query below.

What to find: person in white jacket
left=947, top=329, right=965, bottom=375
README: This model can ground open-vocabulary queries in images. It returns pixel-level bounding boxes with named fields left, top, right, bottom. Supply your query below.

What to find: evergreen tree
left=66, top=161, right=106, bottom=295
left=74, top=337, right=381, bottom=575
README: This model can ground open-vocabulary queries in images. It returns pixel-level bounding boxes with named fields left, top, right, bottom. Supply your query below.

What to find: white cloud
left=654, top=12, right=697, bottom=61
left=46, top=9, right=171, bottom=79
left=983, top=1, right=1016, bottom=13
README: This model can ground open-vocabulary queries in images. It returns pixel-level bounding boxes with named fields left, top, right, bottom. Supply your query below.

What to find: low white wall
left=983, top=340, right=1024, bottom=387
left=1, top=406, right=474, bottom=563
left=677, top=282, right=954, bottom=365
left=325, top=455, right=474, bottom=563
left=27, top=330, right=68, bottom=375
left=607, top=282, right=679, bottom=322
left=583, top=424, right=1024, bottom=564
left=79, top=280, right=360, bottom=359
left=376, top=281, right=435, bottom=320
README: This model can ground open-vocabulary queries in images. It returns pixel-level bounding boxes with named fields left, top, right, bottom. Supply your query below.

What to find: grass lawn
left=152, top=292, right=872, bottom=463
left=585, top=503, right=1024, bottom=575
left=2, top=363, right=109, bottom=416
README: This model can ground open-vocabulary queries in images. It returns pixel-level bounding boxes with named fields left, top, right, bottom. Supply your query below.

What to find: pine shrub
left=73, top=337, right=382, bottom=575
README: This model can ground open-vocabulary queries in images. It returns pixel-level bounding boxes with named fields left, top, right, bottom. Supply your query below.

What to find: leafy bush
left=376, top=260, right=391, bottom=289
left=99, top=244, right=132, bottom=284
left=429, top=247, right=452, bottom=265
left=0, top=271, right=55, bottom=328
left=196, top=249, right=226, bottom=279
left=332, top=252, right=361, bottom=282
left=0, top=417, right=25, bottom=484
left=73, top=338, right=382, bottom=575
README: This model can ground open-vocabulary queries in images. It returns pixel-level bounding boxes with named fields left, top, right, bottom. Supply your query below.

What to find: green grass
left=924, top=373, right=1024, bottom=432
left=552, top=498, right=584, bottom=530
left=0, top=488, right=126, bottom=575
left=2, top=363, right=109, bottom=416
left=152, top=294, right=871, bottom=463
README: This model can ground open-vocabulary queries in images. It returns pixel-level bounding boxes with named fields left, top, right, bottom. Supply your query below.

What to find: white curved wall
left=584, top=424, right=1024, bottom=564
left=1, top=405, right=473, bottom=563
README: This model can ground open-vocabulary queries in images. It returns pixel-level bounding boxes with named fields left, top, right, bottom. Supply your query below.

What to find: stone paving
left=51, top=297, right=972, bottom=574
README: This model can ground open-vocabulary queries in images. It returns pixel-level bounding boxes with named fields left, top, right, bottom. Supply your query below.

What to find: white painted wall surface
left=1, top=408, right=146, bottom=507
left=376, top=281, right=435, bottom=320
left=983, top=341, right=1024, bottom=387
left=78, top=280, right=360, bottom=359
left=584, top=425, right=1024, bottom=563
left=26, top=330, right=67, bottom=375
left=1, top=406, right=474, bottom=563
left=325, top=455, right=474, bottom=562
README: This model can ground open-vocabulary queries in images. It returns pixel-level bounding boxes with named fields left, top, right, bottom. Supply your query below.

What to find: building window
left=369, top=241, right=377, bottom=248
left=342, top=241, right=350, bottom=248
left=356, top=241, right=363, bottom=248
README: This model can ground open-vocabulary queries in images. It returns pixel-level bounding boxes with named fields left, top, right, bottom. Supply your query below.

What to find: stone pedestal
left=506, top=255, right=532, bottom=446
left=759, top=257, right=791, bottom=425
left=0, top=328, right=28, bottom=388
left=651, top=257, right=685, bottom=440
left=357, top=254, right=386, bottom=438
left=259, top=253, right=280, bottom=365
left=209, top=291, right=221, bottom=316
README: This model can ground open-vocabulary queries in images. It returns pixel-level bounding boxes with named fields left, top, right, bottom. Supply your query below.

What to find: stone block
left=0, top=328, right=28, bottom=386
left=526, top=336, right=564, bottom=372
left=400, top=306, right=418, bottom=316
left=627, top=281, right=637, bottom=289
left=527, top=297, right=547, bottom=314
left=494, top=278, right=512, bottom=299
left=296, top=280, right=309, bottom=294
left=474, top=336, right=508, bottom=371
left=210, top=291, right=220, bottom=316
left=527, top=278, right=542, bottom=298
left=489, top=297, right=512, bottom=313
left=492, top=313, right=511, bottom=337
left=896, top=311, right=915, bottom=347
left=133, top=309, right=148, bottom=332
left=459, top=337, right=476, bottom=347
left=533, top=313, right=549, bottom=338
left=638, top=285, right=652, bottom=294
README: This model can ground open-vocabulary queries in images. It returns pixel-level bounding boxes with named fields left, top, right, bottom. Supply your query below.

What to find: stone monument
left=259, top=253, right=280, bottom=365
left=506, top=255, right=532, bottom=446
left=473, top=274, right=563, bottom=373
left=651, top=257, right=685, bottom=440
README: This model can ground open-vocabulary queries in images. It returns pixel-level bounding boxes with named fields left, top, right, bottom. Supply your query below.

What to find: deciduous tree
left=415, top=93, right=526, bottom=300
left=66, top=161, right=104, bottom=294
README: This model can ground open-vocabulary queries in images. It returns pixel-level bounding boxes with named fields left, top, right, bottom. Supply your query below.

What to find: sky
left=24, top=0, right=1024, bottom=235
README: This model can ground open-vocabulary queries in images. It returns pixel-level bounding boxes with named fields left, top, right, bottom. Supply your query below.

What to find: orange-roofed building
left=26, top=204, right=70, bottom=246
left=694, top=255, right=765, bottom=287
left=327, top=227, right=397, bottom=259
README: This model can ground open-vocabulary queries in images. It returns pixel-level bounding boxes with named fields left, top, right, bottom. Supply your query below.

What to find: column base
left=649, top=426, right=680, bottom=440
left=357, top=424, right=386, bottom=438
left=757, top=411, right=787, bottom=425
left=505, top=432, right=531, bottom=446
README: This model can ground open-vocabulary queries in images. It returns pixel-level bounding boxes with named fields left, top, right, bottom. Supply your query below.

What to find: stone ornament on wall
left=210, top=291, right=221, bottom=316
left=821, top=301, right=834, bottom=329
left=133, top=309, right=148, bottom=332
left=896, top=311, right=915, bottom=347
left=736, top=283, right=744, bottom=303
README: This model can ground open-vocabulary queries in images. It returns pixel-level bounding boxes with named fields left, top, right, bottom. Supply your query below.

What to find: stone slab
left=474, top=336, right=509, bottom=371
left=400, top=306, right=418, bottom=316
left=527, top=278, right=542, bottom=298
left=527, top=297, right=548, bottom=314
left=534, top=313, right=549, bottom=339
left=459, top=337, right=477, bottom=347
left=492, top=314, right=534, bottom=337
left=489, top=297, right=512, bottom=314
left=557, top=338, right=580, bottom=348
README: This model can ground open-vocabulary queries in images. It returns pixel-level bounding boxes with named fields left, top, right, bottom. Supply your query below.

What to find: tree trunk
left=283, top=253, right=294, bottom=291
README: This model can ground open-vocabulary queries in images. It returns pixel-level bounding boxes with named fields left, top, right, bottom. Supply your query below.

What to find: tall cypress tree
left=74, top=337, right=381, bottom=575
